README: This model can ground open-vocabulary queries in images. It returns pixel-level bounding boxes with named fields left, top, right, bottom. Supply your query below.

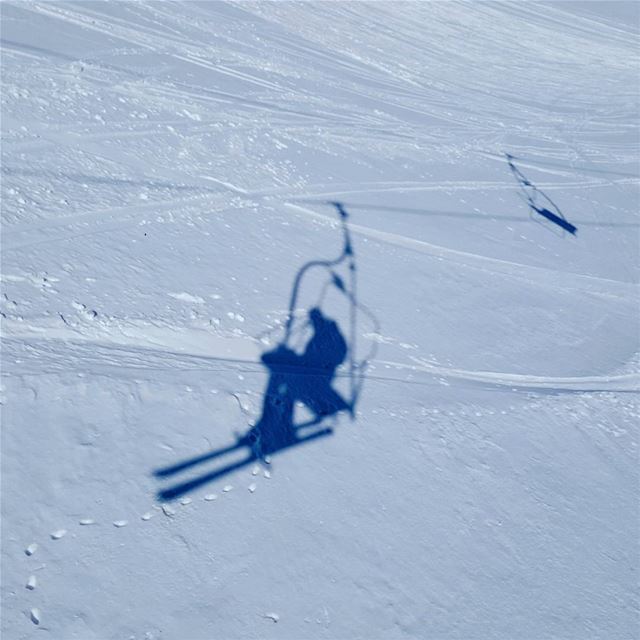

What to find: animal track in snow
left=20, top=465, right=268, bottom=630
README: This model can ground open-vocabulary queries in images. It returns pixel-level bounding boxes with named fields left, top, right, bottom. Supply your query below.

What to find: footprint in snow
left=263, top=612, right=280, bottom=623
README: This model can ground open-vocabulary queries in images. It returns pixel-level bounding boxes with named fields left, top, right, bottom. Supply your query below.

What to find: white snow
left=2, top=1, right=638, bottom=639
left=49, top=529, right=67, bottom=540
left=79, top=518, right=96, bottom=526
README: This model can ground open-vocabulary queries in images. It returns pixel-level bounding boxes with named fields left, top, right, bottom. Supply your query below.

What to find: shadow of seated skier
left=246, top=307, right=351, bottom=459
left=154, top=307, right=352, bottom=500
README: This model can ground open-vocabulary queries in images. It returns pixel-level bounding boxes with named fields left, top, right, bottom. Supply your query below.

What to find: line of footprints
left=23, top=463, right=273, bottom=628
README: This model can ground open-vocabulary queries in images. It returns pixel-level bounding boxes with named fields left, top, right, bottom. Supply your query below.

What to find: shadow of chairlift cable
left=288, top=201, right=635, bottom=229
left=294, top=156, right=636, bottom=231
left=153, top=203, right=378, bottom=501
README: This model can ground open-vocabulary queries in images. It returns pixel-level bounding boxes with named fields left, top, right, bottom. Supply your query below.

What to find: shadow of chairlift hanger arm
left=283, top=201, right=376, bottom=414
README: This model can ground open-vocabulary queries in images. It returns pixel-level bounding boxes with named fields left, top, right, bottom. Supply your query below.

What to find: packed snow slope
left=2, top=2, right=639, bottom=639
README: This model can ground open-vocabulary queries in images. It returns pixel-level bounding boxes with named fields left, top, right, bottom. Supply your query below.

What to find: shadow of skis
left=155, top=428, right=333, bottom=501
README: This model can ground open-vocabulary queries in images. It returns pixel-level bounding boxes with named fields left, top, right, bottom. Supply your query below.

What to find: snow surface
left=1, top=2, right=639, bottom=638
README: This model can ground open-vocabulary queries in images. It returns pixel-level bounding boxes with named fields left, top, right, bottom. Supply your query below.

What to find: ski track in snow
left=4, top=316, right=637, bottom=394
left=284, top=203, right=638, bottom=300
